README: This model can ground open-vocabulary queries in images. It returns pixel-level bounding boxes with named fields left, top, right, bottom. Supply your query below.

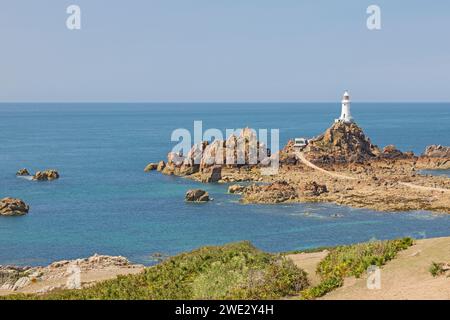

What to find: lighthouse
left=338, top=91, right=354, bottom=123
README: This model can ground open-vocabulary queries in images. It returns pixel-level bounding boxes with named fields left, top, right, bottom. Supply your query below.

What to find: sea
left=0, top=103, right=449, bottom=266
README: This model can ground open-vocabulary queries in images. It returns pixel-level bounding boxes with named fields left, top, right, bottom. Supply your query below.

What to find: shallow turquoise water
left=0, top=103, right=449, bottom=266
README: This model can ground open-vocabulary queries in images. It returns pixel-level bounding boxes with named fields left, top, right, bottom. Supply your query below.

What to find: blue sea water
left=0, top=103, right=449, bottom=266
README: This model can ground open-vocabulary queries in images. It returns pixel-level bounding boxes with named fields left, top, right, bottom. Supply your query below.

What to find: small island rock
left=185, top=189, right=210, bottom=202
left=32, top=170, right=60, bottom=181
left=16, top=168, right=31, bottom=176
left=0, top=198, right=29, bottom=216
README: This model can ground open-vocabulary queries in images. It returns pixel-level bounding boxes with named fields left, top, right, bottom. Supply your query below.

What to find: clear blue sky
left=1, top=0, right=449, bottom=102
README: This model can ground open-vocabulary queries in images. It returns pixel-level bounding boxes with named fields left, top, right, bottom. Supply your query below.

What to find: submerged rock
left=16, top=168, right=30, bottom=176
left=185, top=189, right=210, bottom=202
left=0, top=198, right=29, bottom=216
left=32, top=169, right=59, bottom=181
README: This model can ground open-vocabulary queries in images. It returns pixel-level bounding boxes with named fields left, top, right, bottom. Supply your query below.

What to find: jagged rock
left=0, top=198, right=29, bottom=216
left=16, top=168, right=30, bottom=176
left=380, top=145, right=406, bottom=159
left=144, top=163, right=158, bottom=172
left=228, top=185, right=246, bottom=194
left=304, top=122, right=380, bottom=163
left=423, top=145, right=450, bottom=158
left=12, top=277, right=31, bottom=291
left=242, top=181, right=298, bottom=204
left=33, top=169, right=59, bottom=181
left=160, top=128, right=269, bottom=180
left=300, top=181, right=328, bottom=196
left=201, top=165, right=222, bottom=183
left=157, top=161, right=166, bottom=171
left=185, top=189, right=210, bottom=202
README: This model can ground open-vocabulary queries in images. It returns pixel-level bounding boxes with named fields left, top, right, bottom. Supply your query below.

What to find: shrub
left=429, top=262, right=445, bottom=277
left=300, top=237, right=413, bottom=300
left=2, top=241, right=309, bottom=300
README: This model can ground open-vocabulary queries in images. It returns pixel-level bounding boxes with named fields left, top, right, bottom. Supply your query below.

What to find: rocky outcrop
left=228, top=184, right=246, bottom=194
left=161, top=128, right=272, bottom=180
left=379, top=145, right=414, bottom=160
left=241, top=181, right=298, bottom=204
left=144, top=163, right=158, bottom=172
left=304, top=121, right=380, bottom=164
left=200, top=165, right=222, bottom=183
left=423, top=145, right=450, bottom=158
left=185, top=189, right=211, bottom=202
left=16, top=168, right=30, bottom=176
left=32, top=170, right=59, bottom=181
left=300, top=181, right=328, bottom=196
left=157, top=161, right=166, bottom=172
left=0, top=254, right=143, bottom=292
left=416, top=145, right=450, bottom=170
left=0, top=198, right=29, bottom=216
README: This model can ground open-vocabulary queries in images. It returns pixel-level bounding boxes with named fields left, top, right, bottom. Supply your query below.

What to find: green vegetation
left=2, top=241, right=308, bottom=300
left=301, top=237, right=414, bottom=300
left=429, top=262, right=447, bottom=277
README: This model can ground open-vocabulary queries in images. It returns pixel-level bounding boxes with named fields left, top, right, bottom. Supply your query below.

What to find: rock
left=228, top=184, right=246, bottom=194
left=0, top=198, right=29, bottom=216
left=201, top=165, right=222, bottom=183
left=185, top=189, right=210, bottom=202
left=241, top=181, right=298, bottom=204
left=157, top=161, right=166, bottom=171
left=32, top=169, right=59, bottom=181
left=423, top=145, right=450, bottom=158
left=379, top=145, right=410, bottom=159
left=304, top=121, right=380, bottom=163
left=12, top=277, right=31, bottom=291
left=300, top=182, right=328, bottom=197
left=16, top=168, right=30, bottom=176
left=144, top=163, right=158, bottom=172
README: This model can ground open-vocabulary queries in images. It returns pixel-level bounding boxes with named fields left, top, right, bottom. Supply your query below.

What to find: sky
left=1, top=0, right=449, bottom=102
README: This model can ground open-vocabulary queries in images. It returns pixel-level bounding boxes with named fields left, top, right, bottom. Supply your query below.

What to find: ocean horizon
left=1, top=102, right=450, bottom=266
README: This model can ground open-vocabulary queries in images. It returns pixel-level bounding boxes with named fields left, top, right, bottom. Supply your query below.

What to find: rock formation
left=242, top=181, right=298, bottom=204
left=300, top=181, right=328, bottom=197
left=304, top=121, right=380, bottom=164
left=0, top=254, right=143, bottom=292
left=144, top=163, right=158, bottom=172
left=161, top=128, right=272, bottom=179
left=228, top=184, right=246, bottom=194
left=32, top=170, right=60, bottom=181
left=16, top=168, right=30, bottom=176
left=185, top=189, right=211, bottom=202
left=0, top=198, right=29, bottom=216
left=416, top=145, right=450, bottom=170
left=157, top=161, right=166, bottom=172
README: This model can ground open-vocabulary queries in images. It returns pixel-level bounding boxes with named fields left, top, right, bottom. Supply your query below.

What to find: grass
left=429, top=262, right=447, bottom=277
left=2, top=241, right=309, bottom=300
left=300, top=237, right=414, bottom=300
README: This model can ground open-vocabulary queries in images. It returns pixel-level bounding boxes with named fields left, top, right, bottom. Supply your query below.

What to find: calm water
left=0, top=103, right=449, bottom=266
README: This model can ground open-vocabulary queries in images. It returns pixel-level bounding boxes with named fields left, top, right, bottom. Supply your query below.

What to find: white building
left=336, top=91, right=354, bottom=124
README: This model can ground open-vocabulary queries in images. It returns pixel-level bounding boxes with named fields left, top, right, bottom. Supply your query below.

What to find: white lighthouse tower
left=338, top=91, right=354, bottom=123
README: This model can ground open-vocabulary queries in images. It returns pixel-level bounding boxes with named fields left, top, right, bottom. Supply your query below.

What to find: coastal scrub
left=300, top=237, right=414, bottom=299
left=3, top=241, right=308, bottom=300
